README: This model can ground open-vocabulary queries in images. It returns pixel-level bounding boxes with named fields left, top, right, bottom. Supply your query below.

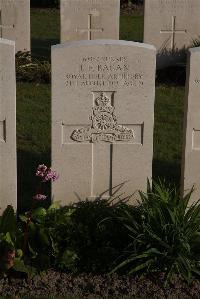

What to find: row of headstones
left=1, top=38, right=200, bottom=212
left=3, top=0, right=200, bottom=68
left=0, top=0, right=120, bottom=53
left=61, top=0, right=200, bottom=68
left=0, top=0, right=30, bottom=53
left=1, top=0, right=200, bottom=210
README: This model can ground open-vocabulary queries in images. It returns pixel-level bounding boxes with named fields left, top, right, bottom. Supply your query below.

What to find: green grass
left=16, top=8, right=185, bottom=210
left=153, top=86, right=185, bottom=185
left=31, top=8, right=60, bottom=59
left=120, top=13, right=143, bottom=42
left=31, top=9, right=144, bottom=58
left=17, top=82, right=51, bottom=211
left=17, top=82, right=51, bottom=154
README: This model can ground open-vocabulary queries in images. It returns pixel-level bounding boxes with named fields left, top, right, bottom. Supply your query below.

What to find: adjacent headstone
left=144, top=0, right=200, bottom=68
left=0, top=39, right=16, bottom=213
left=0, top=0, right=30, bottom=53
left=60, top=0, right=120, bottom=43
left=181, top=47, right=200, bottom=203
left=52, top=40, right=156, bottom=205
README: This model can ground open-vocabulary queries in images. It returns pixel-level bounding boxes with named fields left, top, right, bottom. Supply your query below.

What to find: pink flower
left=33, top=194, right=47, bottom=201
left=36, top=165, right=59, bottom=182
left=36, top=164, right=47, bottom=178
left=42, top=168, right=59, bottom=182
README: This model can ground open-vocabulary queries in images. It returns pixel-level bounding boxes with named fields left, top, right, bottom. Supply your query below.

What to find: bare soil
left=0, top=270, right=199, bottom=298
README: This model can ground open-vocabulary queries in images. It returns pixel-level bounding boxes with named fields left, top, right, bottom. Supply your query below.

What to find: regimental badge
left=71, top=92, right=135, bottom=143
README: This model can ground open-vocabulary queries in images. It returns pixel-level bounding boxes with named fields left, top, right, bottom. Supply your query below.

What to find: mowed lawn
left=17, top=9, right=185, bottom=210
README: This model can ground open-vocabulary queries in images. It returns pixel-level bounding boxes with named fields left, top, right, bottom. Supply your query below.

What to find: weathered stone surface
left=144, top=0, right=200, bottom=68
left=52, top=40, right=156, bottom=205
left=60, top=0, right=120, bottom=43
left=181, top=47, right=200, bottom=203
left=0, top=39, right=16, bottom=213
left=0, top=0, right=30, bottom=53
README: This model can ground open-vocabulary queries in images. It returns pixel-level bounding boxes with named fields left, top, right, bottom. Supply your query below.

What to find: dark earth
left=0, top=270, right=199, bottom=298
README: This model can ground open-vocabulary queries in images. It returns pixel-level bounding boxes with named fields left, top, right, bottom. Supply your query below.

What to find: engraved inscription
left=149, top=0, right=194, bottom=12
left=67, top=0, right=113, bottom=8
left=194, top=78, right=200, bottom=84
left=71, top=92, right=134, bottom=143
left=0, top=120, right=6, bottom=142
left=65, top=56, right=144, bottom=88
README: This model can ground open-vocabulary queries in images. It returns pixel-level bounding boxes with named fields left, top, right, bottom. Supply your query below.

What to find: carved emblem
left=71, top=92, right=135, bottom=143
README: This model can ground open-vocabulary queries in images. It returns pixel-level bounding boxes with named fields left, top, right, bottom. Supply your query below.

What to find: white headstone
left=52, top=40, right=156, bottom=205
left=144, top=0, right=200, bottom=68
left=0, top=0, right=30, bottom=53
left=181, top=47, right=200, bottom=203
left=0, top=39, right=16, bottom=213
left=60, top=0, right=120, bottom=43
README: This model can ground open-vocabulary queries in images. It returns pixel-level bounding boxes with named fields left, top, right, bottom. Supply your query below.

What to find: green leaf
left=113, top=180, right=200, bottom=283
left=143, top=225, right=171, bottom=250
left=28, top=243, right=38, bottom=258
left=192, top=268, right=200, bottom=276
left=2, top=232, right=14, bottom=247
left=32, top=207, right=47, bottom=220
left=129, top=258, right=154, bottom=274
left=60, top=249, right=78, bottom=267
left=49, top=233, right=59, bottom=255
left=0, top=205, right=16, bottom=234
left=13, top=259, right=36, bottom=278
left=164, top=262, right=175, bottom=286
left=110, top=254, right=137, bottom=274
left=38, top=228, right=50, bottom=246
left=16, top=249, right=23, bottom=259
left=13, top=258, right=28, bottom=273
left=48, top=201, right=61, bottom=211
left=19, top=214, right=28, bottom=223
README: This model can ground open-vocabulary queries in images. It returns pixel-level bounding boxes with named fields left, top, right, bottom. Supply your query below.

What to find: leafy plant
left=22, top=198, right=125, bottom=273
left=18, top=178, right=200, bottom=282
left=19, top=165, right=59, bottom=271
left=16, top=52, right=51, bottom=83
left=111, top=180, right=200, bottom=285
left=20, top=203, right=78, bottom=272
left=19, top=183, right=131, bottom=273
left=0, top=206, right=26, bottom=274
left=21, top=209, right=48, bottom=268
left=64, top=184, right=133, bottom=273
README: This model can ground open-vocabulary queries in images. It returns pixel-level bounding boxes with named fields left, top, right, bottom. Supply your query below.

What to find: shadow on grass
left=31, top=38, right=59, bottom=60
left=153, top=159, right=181, bottom=187
left=156, top=64, right=186, bottom=86
left=17, top=149, right=51, bottom=213
left=17, top=153, right=181, bottom=212
left=157, top=46, right=187, bottom=70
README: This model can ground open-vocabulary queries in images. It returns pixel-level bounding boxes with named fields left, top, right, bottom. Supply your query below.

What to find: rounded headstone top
left=52, top=39, right=156, bottom=51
